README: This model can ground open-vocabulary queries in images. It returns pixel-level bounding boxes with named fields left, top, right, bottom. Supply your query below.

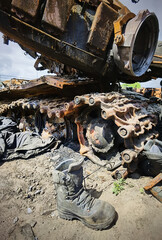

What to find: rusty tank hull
left=0, top=0, right=159, bottom=81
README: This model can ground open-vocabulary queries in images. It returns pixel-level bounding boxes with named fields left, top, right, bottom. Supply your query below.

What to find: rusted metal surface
left=111, top=166, right=129, bottom=179
left=42, top=0, right=74, bottom=32
left=87, top=2, right=118, bottom=52
left=113, top=11, right=135, bottom=45
left=74, top=92, right=158, bottom=172
left=78, top=0, right=99, bottom=6
left=150, top=185, right=162, bottom=203
left=0, top=97, right=78, bottom=119
left=0, top=0, right=160, bottom=177
left=0, top=88, right=160, bottom=175
left=0, top=76, right=97, bottom=100
left=144, top=173, right=162, bottom=191
left=113, top=10, right=159, bottom=77
left=78, top=0, right=122, bottom=10
left=144, top=173, right=162, bottom=202
left=11, top=0, right=40, bottom=18
left=0, top=9, right=108, bottom=79
left=0, top=1, right=159, bottom=80
left=0, top=78, right=27, bottom=88
left=152, top=42, right=162, bottom=69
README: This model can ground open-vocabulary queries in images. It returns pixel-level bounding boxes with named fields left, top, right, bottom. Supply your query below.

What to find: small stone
left=16, top=187, right=22, bottom=194
left=51, top=210, right=59, bottom=218
left=41, top=189, right=45, bottom=195
left=27, top=208, right=32, bottom=214
left=50, top=155, right=60, bottom=162
left=13, top=217, right=19, bottom=224
left=35, top=190, right=41, bottom=195
left=41, top=209, right=55, bottom=216
left=33, top=186, right=37, bottom=191
left=27, top=192, right=34, bottom=198
left=28, top=186, right=33, bottom=192
left=21, top=224, right=35, bottom=239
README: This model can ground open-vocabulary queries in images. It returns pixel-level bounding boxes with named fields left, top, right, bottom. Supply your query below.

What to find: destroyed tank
left=0, top=0, right=161, bottom=177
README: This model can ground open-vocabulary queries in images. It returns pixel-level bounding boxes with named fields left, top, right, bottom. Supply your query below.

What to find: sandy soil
left=0, top=144, right=162, bottom=240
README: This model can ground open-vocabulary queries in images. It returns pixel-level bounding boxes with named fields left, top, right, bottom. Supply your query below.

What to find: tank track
left=0, top=91, right=159, bottom=177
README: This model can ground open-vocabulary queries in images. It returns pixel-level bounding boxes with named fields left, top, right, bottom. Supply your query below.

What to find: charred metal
left=0, top=0, right=161, bottom=180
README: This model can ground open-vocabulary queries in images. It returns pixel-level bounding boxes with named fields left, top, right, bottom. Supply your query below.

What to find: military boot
left=53, top=159, right=116, bottom=230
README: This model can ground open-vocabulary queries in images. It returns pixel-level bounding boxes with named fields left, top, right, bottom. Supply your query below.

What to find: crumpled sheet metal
left=4, top=76, right=94, bottom=90
left=0, top=76, right=96, bottom=100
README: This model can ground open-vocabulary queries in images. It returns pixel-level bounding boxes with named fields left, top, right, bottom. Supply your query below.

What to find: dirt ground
left=0, top=144, right=162, bottom=240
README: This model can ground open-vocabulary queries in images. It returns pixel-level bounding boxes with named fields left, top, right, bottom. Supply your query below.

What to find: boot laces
left=68, top=187, right=95, bottom=210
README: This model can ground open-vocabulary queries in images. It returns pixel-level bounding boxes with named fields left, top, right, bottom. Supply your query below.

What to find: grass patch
left=139, top=187, right=145, bottom=194
left=112, top=178, right=126, bottom=196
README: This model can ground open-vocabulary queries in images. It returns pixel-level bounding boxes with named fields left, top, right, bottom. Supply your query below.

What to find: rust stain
left=42, top=0, right=74, bottom=32
left=87, top=2, right=118, bottom=51
left=12, top=0, right=40, bottom=18
left=144, top=173, right=162, bottom=191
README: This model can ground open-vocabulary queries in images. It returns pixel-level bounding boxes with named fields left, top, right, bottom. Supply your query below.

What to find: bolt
left=101, top=110, right=107, bottom=119
left=123, top=153, right=130, bottom=161
left=89, top=97, right=94, bottom=105
left=74, top=97, right=80, bottom=105
left=120, top=128, right=128, bottom=137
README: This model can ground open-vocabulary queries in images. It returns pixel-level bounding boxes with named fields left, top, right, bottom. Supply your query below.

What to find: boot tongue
left=67, top=167, right=83, bottom=191
left=68, top=159, right=84, bottom=173
left=55, top=159, right=84, bottom=173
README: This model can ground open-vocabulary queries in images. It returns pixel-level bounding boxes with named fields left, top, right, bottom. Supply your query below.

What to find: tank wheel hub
left=86, top=119, right=115, bottom=153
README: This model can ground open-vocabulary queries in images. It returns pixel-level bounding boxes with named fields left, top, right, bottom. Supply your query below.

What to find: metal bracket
left=114, top=11, right=135, bottom=45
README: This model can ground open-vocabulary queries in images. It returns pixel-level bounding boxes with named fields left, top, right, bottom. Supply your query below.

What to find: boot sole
left=58, top=209, right=116, bottom=230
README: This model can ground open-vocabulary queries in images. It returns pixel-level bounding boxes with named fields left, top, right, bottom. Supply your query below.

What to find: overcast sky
left=0, top=0, right=162, bottom=87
